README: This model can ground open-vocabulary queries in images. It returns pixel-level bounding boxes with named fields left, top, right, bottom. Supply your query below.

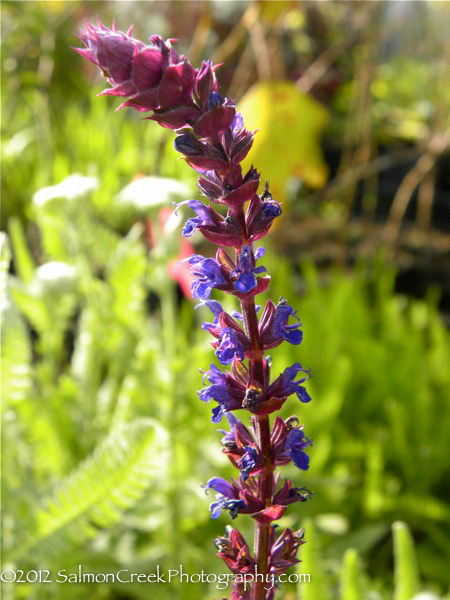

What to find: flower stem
left=253, top=414, right=274, bottom=600
left=240, top=295, right=274, bottom=600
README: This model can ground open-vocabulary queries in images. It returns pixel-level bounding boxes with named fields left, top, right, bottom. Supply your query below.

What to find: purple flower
left=219, top=413, right=260, bottom=475
left=263, top=201, right=282, bottom=218
left=174, top=137, right=229, bottom=173
left=183, top=254, right=227, bottom=299
left=208, top=91, right=223, bottom=108
left=198, top=364, right=246, bottom=422
left=231, top=113, right=244, bottom=133
left=266, top=363, right=311, bottom=406
left=204, top=478, right=244, bottom=519
left=238, top=447, right=259, bottom=481
left=232, top=245, right=266, bottom=294
left=215, top=328, right=245, bottom=365
left=259, top=299, right=303, bottom=350
left=272, top=479, right=314, bottom=506
left=177, top=200, right=244, bottom=247
left=273, top=301, right=303, bottom=345
left=76, top=21, right=139, bottom=83
left=196, top=299, right=224, bottom=330
left=285, top=427, right=312, bottom=470
left=204, top=476, right=235, bottom=497
left=219, top=412, right=241, bottom=447
left=198, top=365, right=232, bottom=403
left=221, top=168, right=260, bottom=208
left=280, top=363, right=311, bottom=403
left=178, top=200, right=216, bottom=237
left=201, top=306, right=251, bottom=363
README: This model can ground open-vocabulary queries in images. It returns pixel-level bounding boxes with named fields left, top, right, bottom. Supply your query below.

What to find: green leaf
left=105, top=224, right=147, bottom=325
left=9, top=418, right=168, bottom=561
left=297, top=518, right=332, bottom=600
left=340, top=548, right=366, bottom=600
left=393, top=521, right=420, bottom=600
left=238, top=81, right=329, bottom=199
left=8, top=216, right=35, bottom=283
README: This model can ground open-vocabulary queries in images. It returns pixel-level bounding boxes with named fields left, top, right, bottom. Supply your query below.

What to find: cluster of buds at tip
left=75, top=21, right=314, bottom=599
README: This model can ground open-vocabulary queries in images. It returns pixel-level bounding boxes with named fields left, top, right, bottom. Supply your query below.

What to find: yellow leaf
left=238, top=81, right=329, bottom=200
left=256, top=0, right=297, bottom=24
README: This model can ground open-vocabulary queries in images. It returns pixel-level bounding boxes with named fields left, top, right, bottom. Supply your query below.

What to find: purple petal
left=234, top=273, right=257, bottom=294
left=204, top=477, right=235, bottom=497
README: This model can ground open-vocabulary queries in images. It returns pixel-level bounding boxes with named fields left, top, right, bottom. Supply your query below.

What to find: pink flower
left=145, top=207, right=195, bottom=298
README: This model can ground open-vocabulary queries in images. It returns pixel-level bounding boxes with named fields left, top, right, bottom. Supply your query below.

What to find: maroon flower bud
left=230, top=127, right=255, bottom=163
left=193, top=104, right=236, bottom=139
left=198, top=173, right=223, bottom=201
left=215, top=526, right=257, bottom=575
left=231, top=585, right=251, bottom=600
left=195, top=60, right=218, bottom=105
left=174, top=133, right=205, bottom=156
left=273, top=480, right=314, bottom=506
left=185, top=155, right=230, bottom=173
left=200, top=217, right=244, bottom=248
left=268, top=528, right=306, bottom=575
left=270, top=416, right=291, bottom=465
left=222, top=173, right=260, bottom=209
left=75, top=21, right=140, bottom=82
left=246, top=192, right=282, bottom=242
left=148, top=106, right=201, bottom=129
left=75, top=21, right=198, bottom=127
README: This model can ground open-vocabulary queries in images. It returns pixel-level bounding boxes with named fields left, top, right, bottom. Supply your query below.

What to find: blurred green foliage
left=2, top=2, right=450, bottom=599
left=2, top=173, right=449, bottom=598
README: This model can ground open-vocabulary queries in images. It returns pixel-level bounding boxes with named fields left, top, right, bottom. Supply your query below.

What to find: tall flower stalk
left=75, top=22, right=314, bottom=600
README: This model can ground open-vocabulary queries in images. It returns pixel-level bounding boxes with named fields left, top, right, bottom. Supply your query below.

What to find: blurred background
left=1, top=1, right=449, bottom=599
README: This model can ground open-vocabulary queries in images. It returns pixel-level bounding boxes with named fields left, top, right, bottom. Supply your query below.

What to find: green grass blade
left=297, top=518, right=332, bottom=600
left=393, top=521, right=420, bottom=600
left=8, top=216, right=35, bottom=283
left=340, top=548, right=366, bottom=600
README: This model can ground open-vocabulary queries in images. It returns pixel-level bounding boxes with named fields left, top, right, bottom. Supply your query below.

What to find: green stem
left=160, top=282, right=181, bottom=595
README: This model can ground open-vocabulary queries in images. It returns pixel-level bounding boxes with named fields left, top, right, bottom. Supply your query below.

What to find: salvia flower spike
left=75, top=22, right=313, bottom=600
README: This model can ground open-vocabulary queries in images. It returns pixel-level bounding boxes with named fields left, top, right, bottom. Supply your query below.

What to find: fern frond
left=74, top=204, right=121, bottom=266
left=0, top=235, right=32, bottom=407
left=9, top=418, right=168, bottom=561
left=105, top=224, right=147, bottom=325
